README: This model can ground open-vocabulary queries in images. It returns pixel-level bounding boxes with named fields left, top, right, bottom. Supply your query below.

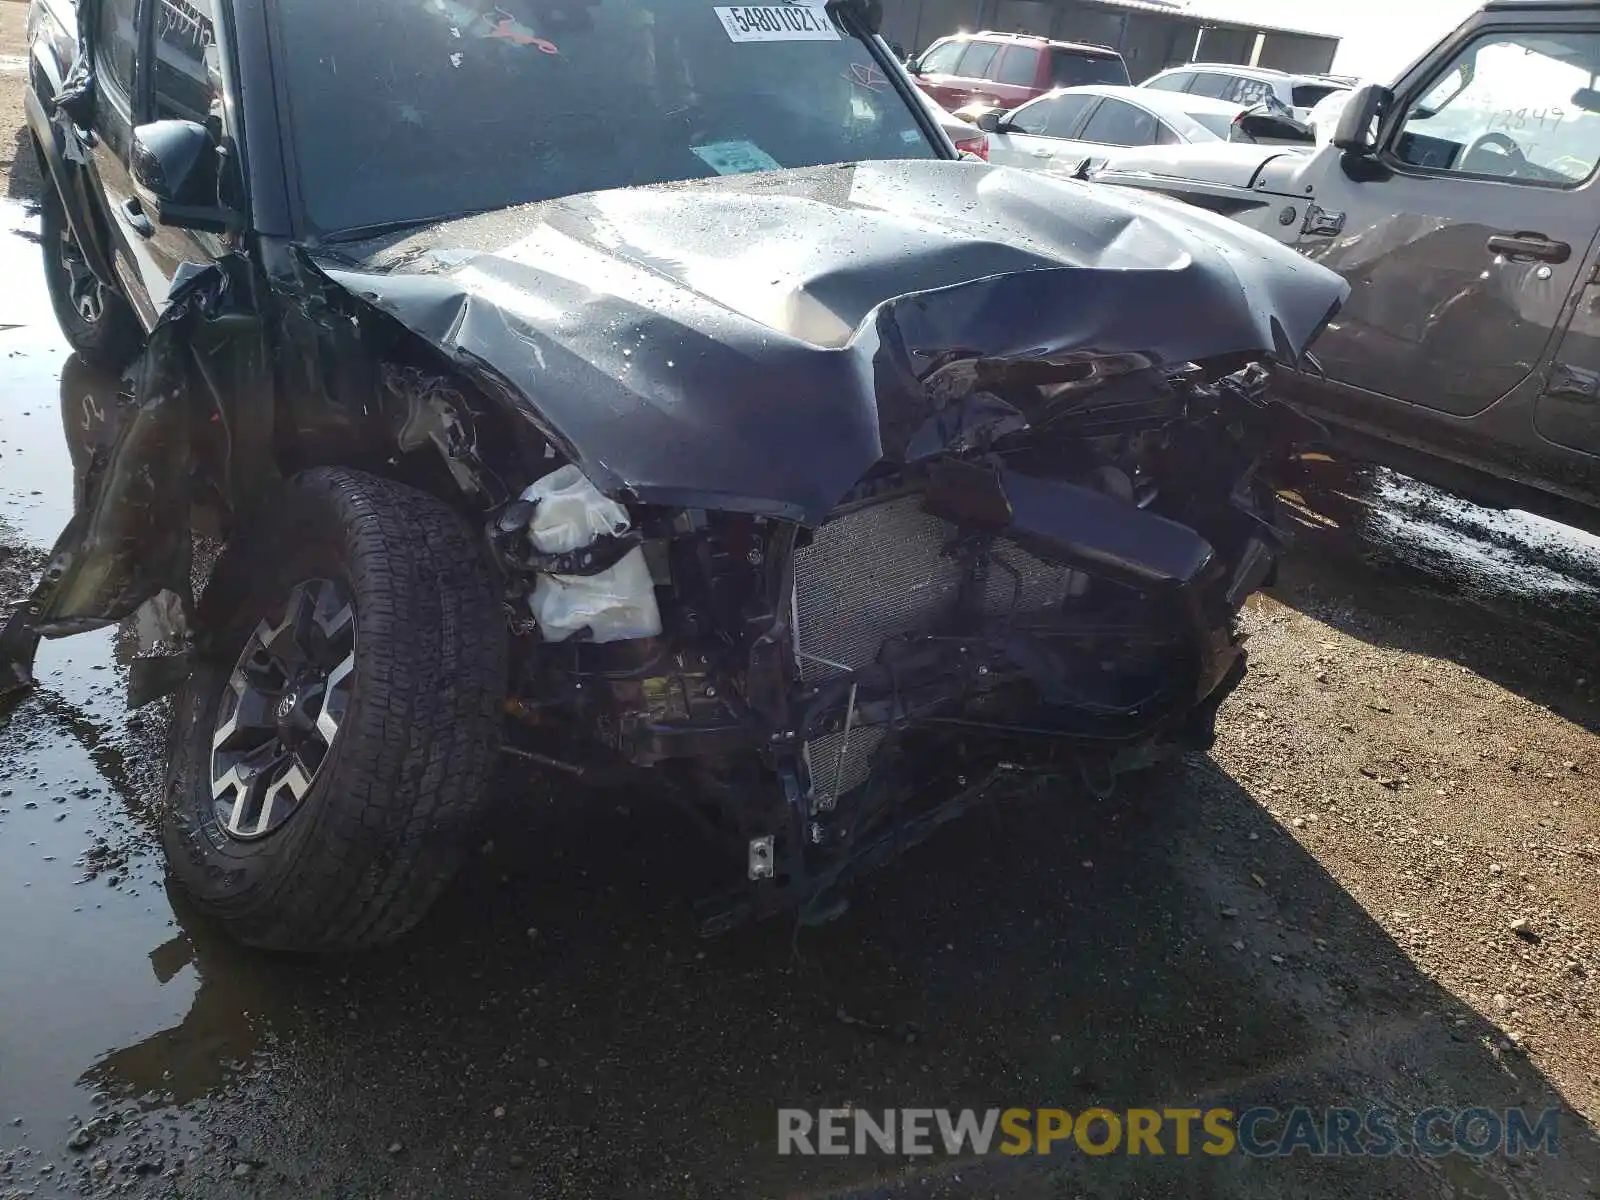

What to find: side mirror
left=1332, top=83, right=1392, bottom=154
left=972, top=108, right=1006, bottom=134
left=906, top=57, right=923, bottom=75
left=1232, top=106, right=1315, bottom=146
left=131, top=119, right=237, bottom=234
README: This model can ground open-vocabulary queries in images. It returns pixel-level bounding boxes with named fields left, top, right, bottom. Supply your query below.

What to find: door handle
left=1486, top=233, right=1570, bottom=264
left=122, top=198, right=154, bottom=238
left=1030, top=148, right=1051, bottom=157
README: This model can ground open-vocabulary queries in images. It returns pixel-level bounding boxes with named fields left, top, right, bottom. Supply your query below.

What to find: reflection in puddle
left=78, top=887, right=274, bottom=1108
left=0, top=197, right=276, bottom=1147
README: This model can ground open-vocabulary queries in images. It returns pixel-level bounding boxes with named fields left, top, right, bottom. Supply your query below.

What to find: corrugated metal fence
left=883, top=0, right=1339, bottom=79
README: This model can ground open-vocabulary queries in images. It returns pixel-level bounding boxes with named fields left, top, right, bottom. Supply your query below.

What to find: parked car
left=962, top=84, right=1249, bottom=171
left=909, top=31, right=1129, bottom=111
left=1305, top=85, right=1358, bottom=143
left=1093, top=0, right=1600, bottom=536
left=1141, top=64, right=1351, bottom=122
left=6, top=0, right=1345, bottom=951
left=919, top=88, right=990, bottom=159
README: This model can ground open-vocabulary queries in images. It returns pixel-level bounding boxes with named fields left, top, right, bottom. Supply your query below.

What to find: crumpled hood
left=317, top=159, right=1346, bottom=523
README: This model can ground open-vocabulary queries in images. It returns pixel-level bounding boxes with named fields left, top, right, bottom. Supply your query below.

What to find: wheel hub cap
left=209, top=579, right=356, bottom=840
left=58, top=226, right=105, bottom=325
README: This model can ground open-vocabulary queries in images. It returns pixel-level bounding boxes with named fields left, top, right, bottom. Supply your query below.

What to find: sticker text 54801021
left=714, top=5, right=839, bottom=42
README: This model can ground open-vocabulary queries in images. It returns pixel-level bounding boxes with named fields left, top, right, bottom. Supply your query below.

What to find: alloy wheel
left=209, top=579, right=356, bottom=840
left=57, top=223, right=106, bottom=325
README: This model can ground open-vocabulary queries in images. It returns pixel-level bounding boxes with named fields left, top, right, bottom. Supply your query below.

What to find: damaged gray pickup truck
left=5, top=0, right=1345, bottom=950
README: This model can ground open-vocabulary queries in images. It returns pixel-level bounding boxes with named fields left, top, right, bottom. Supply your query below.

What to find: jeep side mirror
left=1332, top=83, right=1392, bottom=154
left=131, top=120, right=238, bottom=234
left=1233, top=107, right=1315, bottom=145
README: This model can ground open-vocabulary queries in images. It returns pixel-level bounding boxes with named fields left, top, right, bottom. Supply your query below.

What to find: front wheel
left=39, top=184, right=142, bottom=369
left=162, top=468, right=508, bottom=951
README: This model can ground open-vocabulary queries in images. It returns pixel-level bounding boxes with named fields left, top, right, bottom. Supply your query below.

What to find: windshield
left=272, top=0, right=939, bottom=236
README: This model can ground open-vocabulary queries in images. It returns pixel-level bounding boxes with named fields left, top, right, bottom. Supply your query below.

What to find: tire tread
left=162, top=468, right=506, bottom=951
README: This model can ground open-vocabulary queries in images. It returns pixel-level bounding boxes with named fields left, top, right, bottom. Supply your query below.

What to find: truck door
left=1537, top=257, right=1600, bottom=456
left=912, top=39, right=979, bottom=111
left=134, top=0, right=228, bottom=313
left=1304, top=23, right=1600, bottom=421
left=87, top=0, right=160, bottom=330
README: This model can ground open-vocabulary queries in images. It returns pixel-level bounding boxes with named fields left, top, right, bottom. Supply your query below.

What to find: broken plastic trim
left=0, top=261, right=237, bottom=699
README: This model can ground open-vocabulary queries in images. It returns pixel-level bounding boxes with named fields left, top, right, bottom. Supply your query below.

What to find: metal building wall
left=1256, top=32, right=1339, bottom=73
left=1046, top=3, right=1123, bottom=45
left=1193, top=25, right=1256, bottom=65
left=992, top=0, right=1058, bottom=35
left=1118, top=14, right=1195, bottom=79
left=887, top=0, right=976, bottom=56
left=892, top=0, right=1339, bottom=76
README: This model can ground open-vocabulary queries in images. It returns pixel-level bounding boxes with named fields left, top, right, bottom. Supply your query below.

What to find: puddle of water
left=0, top=199, right=80, bottom=542
left=0, top=643, right=189, bottom=1128
left=0, top=198, right=266, bottom=1152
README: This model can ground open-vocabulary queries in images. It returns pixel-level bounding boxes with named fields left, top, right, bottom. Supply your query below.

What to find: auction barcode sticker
left=714, top=5, right=839, bottom=41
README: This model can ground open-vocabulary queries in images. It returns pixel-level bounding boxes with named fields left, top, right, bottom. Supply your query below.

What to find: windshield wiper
left=317, top=207, right=497, bottom=245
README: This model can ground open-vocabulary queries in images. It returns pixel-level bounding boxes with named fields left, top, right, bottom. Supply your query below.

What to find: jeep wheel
left=162, top=468, right=507, bottom=951
left=40, top=186, right=142, bottom=369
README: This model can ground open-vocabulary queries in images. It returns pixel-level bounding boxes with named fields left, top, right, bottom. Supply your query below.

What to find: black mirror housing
left=972, top=108, right=1005, bottom=134
left=131, top=119, right=237, bottom=233
left=1232, top=106, right=1315, bottom=145
left=1332, top=83, right=1392, bottom=154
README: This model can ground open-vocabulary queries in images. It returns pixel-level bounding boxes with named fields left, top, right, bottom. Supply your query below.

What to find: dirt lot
left=1, top=9, right=1599, bottom=1198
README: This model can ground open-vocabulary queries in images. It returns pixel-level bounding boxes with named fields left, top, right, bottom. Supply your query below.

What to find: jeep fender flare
left=25, top=49, right=120, bottom=293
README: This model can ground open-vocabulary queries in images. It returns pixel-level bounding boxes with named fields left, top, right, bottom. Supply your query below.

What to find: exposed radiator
left=790, top=491, right=1084, bottom=809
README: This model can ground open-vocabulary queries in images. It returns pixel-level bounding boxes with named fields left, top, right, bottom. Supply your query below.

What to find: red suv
left=910, top=32, right=1130, bottom=111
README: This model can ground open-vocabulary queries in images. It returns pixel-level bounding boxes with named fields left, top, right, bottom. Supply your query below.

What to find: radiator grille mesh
left=803, top=726, right=889, bottom=809
left=791, top=490, right=1085, bottom=808
left=791, top=494, right=964, bottom=685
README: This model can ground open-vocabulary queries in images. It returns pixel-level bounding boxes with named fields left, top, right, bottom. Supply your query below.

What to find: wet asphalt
left=3, top=191, right=1600, bottom=1199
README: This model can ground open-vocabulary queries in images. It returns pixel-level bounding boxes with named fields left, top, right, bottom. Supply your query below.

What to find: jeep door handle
left=1486, top=233, right=1570, bottom=264
left=122, top=198, right=154, bottom=238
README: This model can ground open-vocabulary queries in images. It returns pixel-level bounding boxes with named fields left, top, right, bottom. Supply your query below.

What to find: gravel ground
left=1, top=11, right=1599, bottom=1198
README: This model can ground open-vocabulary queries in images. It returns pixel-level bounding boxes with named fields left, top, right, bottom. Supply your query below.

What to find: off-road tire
left=39, top=183, right=143, bottom=370
left=162, top=468, right=507, bottom=951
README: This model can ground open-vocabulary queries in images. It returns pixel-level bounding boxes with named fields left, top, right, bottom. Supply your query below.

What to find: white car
left=970, top=85, right=1247, bottom=172
left=1141, top=64, right=1351, bottom=123
left=917, top=89, right=990, bottom=160
left=1306, top=86, right=1359, bottom=144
